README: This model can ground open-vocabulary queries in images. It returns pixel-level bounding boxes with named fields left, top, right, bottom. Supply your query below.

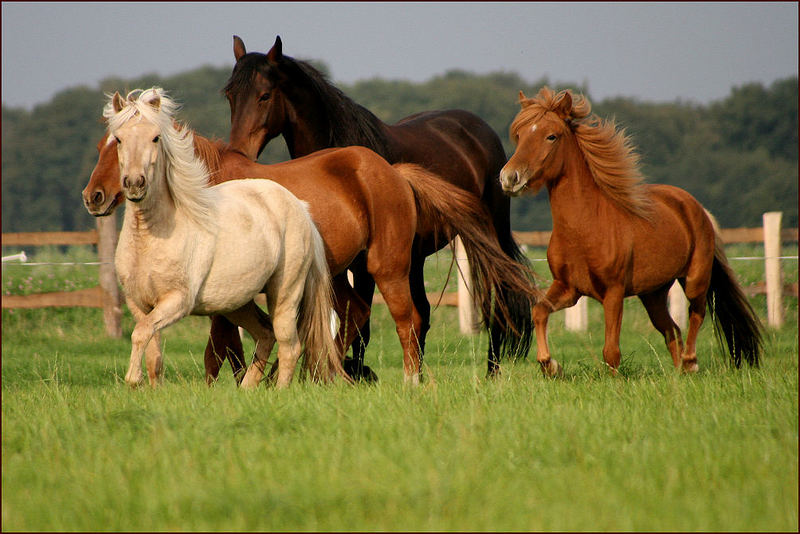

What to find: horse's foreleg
left=145, top=331, right=163, bottom=386
left=601, top=287, right=625, bottom=373
left=125, top=292, right=189, bottom=388
left=533, top=281, right=579, bottom=377
left=639, top=285, right=684, bottom=368
left=225, top=302, right=276, bottom=389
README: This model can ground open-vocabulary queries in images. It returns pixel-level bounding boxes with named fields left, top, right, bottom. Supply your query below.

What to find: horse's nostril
left=123, top=176, right=129, bottom=189
left=92, top=191, right=104, bottom=205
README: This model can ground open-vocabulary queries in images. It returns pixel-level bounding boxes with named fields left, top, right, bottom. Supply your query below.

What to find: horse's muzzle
left=499, top=167, right=529, bottom=196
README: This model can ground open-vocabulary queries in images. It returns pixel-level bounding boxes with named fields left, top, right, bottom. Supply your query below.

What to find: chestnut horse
left=220, top=36, right=535, bottom=378
left=499, top=87, right=762, bottom=375
left=83, top=89, right=540, bottom=385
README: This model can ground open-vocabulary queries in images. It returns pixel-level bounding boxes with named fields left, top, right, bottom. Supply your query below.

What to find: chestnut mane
left=512, top=87, right=652, bottom=219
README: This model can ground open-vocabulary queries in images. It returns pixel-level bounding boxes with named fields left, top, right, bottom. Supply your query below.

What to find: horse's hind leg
left=638, top=285, right=684, bottom=368
left=225, top=302, right=276, bottom=389
left=333, top=270, right=376, bottom=382
left=533, top=280, right=579, bottom=377
left=204, top=315, right=246, bottom=385
left=680, top=280, right=709, bottom=374
left=371, top=268, right=423, bottom=384
left=408, top=252, right=431, bottom=368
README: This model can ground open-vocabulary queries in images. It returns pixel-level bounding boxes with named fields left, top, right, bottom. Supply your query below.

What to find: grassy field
left=2, top=244, right=797, bottom=531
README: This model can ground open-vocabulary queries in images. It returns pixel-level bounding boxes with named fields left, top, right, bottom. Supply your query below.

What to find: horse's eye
left=258, top=92, right=271, bottom=102
left=546, top=134, right=557, bottom=141
left=114, top=136, right=121, bottom=145
left=152, top=135, right=160, bottom=143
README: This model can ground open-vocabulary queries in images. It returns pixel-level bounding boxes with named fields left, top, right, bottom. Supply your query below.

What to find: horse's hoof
left=681, top=360, right=699, bottom=374
left=343, top=359, right=378, bottom=383
left=360, top=365, right=378, bottom=383
left=540, top=359, right=563, bottom=378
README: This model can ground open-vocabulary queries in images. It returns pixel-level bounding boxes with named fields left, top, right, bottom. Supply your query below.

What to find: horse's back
left=625, top=184, right=716, bottom=292
left=388, top=109, right=506, bottom=196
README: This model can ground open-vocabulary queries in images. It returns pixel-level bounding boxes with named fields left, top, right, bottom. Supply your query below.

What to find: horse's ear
left=267, top=35, right=283, bottom=65
left=518, top=90, right=532, bottom=108
left=233, top=35, right=246, bottom=61
left=554, top=91, right=573, bottom=119
left=145, top=93, right=161, bottom=112
left=112, top=92, right=125, bottom=113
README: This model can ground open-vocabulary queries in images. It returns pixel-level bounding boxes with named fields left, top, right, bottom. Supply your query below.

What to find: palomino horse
left=107, top=88, right=346, bottom=388
left=499, top=87, right=762, bottom=375
left=86, top=88, right=540, bottom=385
left=221, top=35, right=535, bottom=378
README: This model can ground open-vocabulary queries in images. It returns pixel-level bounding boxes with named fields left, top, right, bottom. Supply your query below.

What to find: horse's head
left=224, top=35, right=290, bottom=160
left=106, top=89, right=166, bottom=204
left=500, top=87, right=586, bottom=196
left=82, top=132, right=123, bottom=216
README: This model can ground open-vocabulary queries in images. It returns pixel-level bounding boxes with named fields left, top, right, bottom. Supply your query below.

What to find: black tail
left=482, top=179, right=537, bottom=363
left=707, top=240, right=763, bottom=367
left=394, top=164, right=541, bottom=356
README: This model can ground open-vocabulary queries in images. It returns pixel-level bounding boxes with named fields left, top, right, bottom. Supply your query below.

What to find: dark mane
left=224, top=52, right=391, bottom=158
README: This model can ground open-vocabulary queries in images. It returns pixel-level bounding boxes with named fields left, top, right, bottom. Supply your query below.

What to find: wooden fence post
left=455, top=236, right=480, bottom=335
left=763, top=211, right=783, bottom=328
left=97, top=216, right=122, bottom=338
left=565, top=296, right=587, bottom=331
left=668, top=280, right=688, bottom=330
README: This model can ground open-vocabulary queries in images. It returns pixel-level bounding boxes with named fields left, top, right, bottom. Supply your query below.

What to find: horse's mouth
left=92, top=195, right=120, bottom=217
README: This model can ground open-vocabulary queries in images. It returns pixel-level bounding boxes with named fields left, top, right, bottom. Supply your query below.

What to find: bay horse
left=85, top=88, right=540, bottom=385
left=499, top=87, right=762, bottom=375
left=106, top=88, right=346, bottom=388
left=221, top=35, right=535, bottom=378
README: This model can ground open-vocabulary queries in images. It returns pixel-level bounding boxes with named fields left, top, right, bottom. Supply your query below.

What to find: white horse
left=106, top=88, right=348, bottom=389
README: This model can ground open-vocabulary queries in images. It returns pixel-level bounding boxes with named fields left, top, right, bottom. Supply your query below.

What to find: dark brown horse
left=83, top=121, right=541, bottom=384
left=499, top=87, right=762, bottom=375
left=218, top=35, right=535, bottom=378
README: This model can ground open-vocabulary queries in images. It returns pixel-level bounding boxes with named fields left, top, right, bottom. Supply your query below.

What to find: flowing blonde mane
left=512, top=87, right=652, bottom=219
left=104, top=88, right=217, bottom=230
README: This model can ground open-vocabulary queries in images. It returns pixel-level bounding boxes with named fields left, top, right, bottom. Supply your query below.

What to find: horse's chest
left=116, top=241, right=188, bottom=310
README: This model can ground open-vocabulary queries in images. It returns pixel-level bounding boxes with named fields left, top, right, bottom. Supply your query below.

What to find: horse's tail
left=299, top=225, right=352, bottom=384
left=707, top=236, right=763, bottom=367
left=394, top=163, right=543, bottom=340
left=481, top=175, right=538, bottom=362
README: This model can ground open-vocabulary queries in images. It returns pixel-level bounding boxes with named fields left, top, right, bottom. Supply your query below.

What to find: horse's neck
left=547, top=151, right=609, bottom=233
left=283, top=88, right=388, bottom=159
left=283, top=118, right=329, bottom=159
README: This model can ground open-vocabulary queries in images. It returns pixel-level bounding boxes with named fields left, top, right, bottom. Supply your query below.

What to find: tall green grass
left=2, top=244, right=797, bottom=531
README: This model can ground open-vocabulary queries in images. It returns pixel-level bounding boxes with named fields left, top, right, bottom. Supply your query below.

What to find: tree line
left=1, top=63, right=796, bottom=234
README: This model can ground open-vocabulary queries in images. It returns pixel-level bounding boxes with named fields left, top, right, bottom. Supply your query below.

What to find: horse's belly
left=194, top=247, right=276, bottom=314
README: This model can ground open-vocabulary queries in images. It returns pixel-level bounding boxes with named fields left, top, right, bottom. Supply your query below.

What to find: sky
left=1, top=2, right=797, bottom=110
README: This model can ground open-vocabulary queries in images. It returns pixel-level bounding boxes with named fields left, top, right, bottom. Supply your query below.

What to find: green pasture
left=2, top=244, right=797, bottom=531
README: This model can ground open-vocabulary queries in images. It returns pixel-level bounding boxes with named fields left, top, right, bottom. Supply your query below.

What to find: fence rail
left=2, top=212, right=797, bottom=337
left=2, top=218, right=122, bottom=337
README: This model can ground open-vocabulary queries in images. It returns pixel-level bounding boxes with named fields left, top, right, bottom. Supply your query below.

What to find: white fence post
left=97, top=215, right=122, bottom=338
left=668, top=280, right=688, bottom=330
left=455, top=236, right=480, bottom=335
left=763, top=211, right=784, bottom=328
left=565, top=296, right=587, bottom=331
